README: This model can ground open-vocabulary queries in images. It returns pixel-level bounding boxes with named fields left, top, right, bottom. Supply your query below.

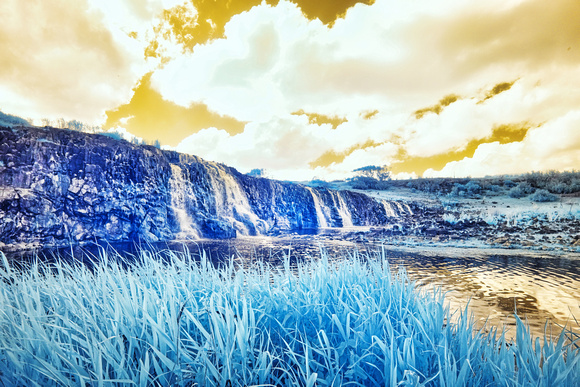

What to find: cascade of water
left=306, top=187, right=328, bottom=228
left=169, top=164, right=199, bottom=239
left=382, top=200, right=397, bottom=217
left=395, top=202, right=407, bottom=216
left=403, top=202, right=413, bottom=215
left=335, top=191, right=353, bottom=227
left=209, top=166, right=268, bottom=235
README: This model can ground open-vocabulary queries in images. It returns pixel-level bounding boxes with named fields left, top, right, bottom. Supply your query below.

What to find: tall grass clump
left=1, top=248, right=579, bottom=386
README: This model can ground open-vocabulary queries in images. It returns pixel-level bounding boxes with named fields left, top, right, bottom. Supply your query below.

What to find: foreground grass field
left=0, top=248, right=579, bottom=386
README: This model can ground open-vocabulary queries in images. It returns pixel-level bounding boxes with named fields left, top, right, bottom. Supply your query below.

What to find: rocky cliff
left=0, top=126, right=412, bottom=248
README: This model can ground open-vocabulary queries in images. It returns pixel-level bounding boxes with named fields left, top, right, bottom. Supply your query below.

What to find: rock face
left=0, top=126, right=412, bottom=247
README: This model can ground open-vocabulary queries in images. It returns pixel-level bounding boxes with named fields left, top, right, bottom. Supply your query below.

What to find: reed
left=0, top=247, right=578, bottom=386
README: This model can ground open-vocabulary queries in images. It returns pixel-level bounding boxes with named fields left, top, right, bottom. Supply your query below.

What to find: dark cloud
left=104, top=73, right=246, bottom=146
left=147, top=0, right=374, bottom=56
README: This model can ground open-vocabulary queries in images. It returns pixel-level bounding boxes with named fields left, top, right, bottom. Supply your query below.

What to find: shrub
left=349, top=176, right=390, bottom=190
left=509, top=183, right=535, bottom=198
left=530, top=189, right=559, bottom=202
left=508, top=186, right=526, bottom=198
left=451, top=183, right=466, bottom=197
left=465, top=180, right=481, bottom=195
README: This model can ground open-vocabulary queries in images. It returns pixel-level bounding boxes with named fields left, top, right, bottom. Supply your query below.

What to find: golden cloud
left=104, top=73, right=246, bottom=146
left=390, top=122, right=532, bottom=176
left=413, top=94, right=460, bottom=119
left=479, top=81, right=516, bottom=103
left=361, top=110, right=378, bottom=120
left=309, top=139, right=379, bottom=168
left=291, top=110, right=347, bottom=129
left=146, top=0, right=374, bottom=57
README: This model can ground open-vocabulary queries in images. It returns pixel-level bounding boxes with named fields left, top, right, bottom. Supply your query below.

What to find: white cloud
left=0, top=0, right=151, bottom=124
left=175, top=114, right=332, bottom=170
left=425, top=110, right=580, bottom=178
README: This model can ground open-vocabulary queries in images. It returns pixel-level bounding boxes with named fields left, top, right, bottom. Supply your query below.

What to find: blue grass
left=0, top=248, right=579, bottom=386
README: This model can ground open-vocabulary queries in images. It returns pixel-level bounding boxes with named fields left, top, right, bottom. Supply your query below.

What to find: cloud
left=438, top=0, right=580, bottom=76
left=149, top=1, right=417, bottom=121
left=147, top=0, right=375, bottom=56
left=291, top=110, right=348, bottom=129
left=3, top=0, right=578, bottom=180
left=480, top=81, right=517, bottom=103
left=309, top=139, right=380, bottom=168
left=425, top=111, right=580, bottom=178
left=391, top=122, right=531, bottom=176
left=176, top=115, right=334, bottom=172
left=0, top=0, right=145, bottom=123
left=104, top=73, right=246, bottom=146
left=414, top=94, right=460, bottom=119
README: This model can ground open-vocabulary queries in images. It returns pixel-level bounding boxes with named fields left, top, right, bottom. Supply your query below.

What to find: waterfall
left=403, top=202, right=413, bottom=215
left=169, top=164, right=199, bottom=239
left=382, top=200, right=396, bottom=217
left=395, top=202, right=406, bottom=216
left=335, top=191, right=353, bottom=227
left=210, top=166, right=267, bottom=235
left=306, top=187, right=328, bottom=228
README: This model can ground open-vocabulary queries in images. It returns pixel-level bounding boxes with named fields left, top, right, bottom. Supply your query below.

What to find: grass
left=1, top=247, right=579, bottom=386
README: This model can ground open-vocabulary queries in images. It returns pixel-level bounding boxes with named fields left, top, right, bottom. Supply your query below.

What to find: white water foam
left=335, top=191, right=353, bottom=227
left=382, top=200, right=396, bottom=217
left=209, top=166, right=268, bottom=235
left=169, top=164, right=199, bottom=239
left=307, top=187, right=329, bottom=228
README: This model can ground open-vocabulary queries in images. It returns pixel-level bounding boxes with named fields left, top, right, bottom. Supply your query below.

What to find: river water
left=7, top=235, right=580, bottom=341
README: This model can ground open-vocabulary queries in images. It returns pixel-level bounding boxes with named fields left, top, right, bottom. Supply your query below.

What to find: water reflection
left=5, top=236, right=580, bottom=340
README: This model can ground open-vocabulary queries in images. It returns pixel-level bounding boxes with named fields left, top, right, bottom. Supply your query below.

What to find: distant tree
left=248, top=168, right=266, bottom=177
left=153, top=139, right=162, bottom=149
left=353, top=165, right=391, bottom=181
left=56, top=118, right=67, bottom=129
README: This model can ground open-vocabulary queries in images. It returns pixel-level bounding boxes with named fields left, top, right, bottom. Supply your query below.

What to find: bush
left=349, top=176, right=390, bottom=190
left=530, top=189, right=559, bottom=202
left=509, top=183, right=535, bottom=198
left=465, top=180, right=481, bottom=195
left=508, top=186, right=526, bottom=198
left=450, top=183, right=466, bottom=197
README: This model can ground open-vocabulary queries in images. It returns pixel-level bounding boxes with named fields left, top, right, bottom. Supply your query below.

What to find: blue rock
left=0, top=125, right=411, bottom=247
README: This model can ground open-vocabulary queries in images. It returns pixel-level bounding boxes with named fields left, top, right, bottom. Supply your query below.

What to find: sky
left=1, top=0, right=579, bottom=181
